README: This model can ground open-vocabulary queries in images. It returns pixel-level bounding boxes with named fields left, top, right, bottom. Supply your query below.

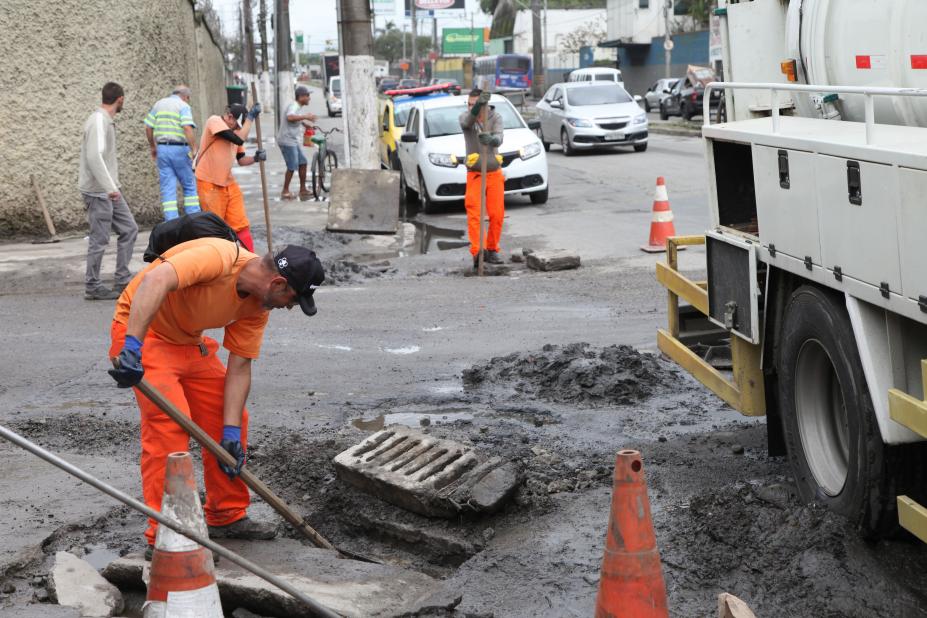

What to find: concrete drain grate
left=334, top=426, right=520, bottom=518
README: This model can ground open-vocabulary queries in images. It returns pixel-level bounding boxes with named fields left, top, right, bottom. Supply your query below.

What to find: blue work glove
left=253, top=149, right=267, bottom=162
left=219, top=425, right=246, bottom=479
left=108, top=335, right=144, bottom=388
left=478, top=132, right=495, bottom=145
left=247, top=103, right=262, bottom=120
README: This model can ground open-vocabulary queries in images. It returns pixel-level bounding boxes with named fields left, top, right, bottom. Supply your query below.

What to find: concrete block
left=48, top=552, right=123, bottom=617
left=526, top=250, right=581, bottom=272
left=327, top=169, right=400, bottom=234
left=334, top=426, right=520, bottom=517
left=102, top=539, right=460, bottom=618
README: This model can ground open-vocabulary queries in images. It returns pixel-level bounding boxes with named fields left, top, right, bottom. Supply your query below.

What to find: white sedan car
left=396, top=94, right=549, bottom=213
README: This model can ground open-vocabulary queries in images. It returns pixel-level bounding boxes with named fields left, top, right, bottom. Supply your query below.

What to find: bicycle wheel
left=320, top=151, right=338, bottom=193
left=311, top=152, right=323, bottom=199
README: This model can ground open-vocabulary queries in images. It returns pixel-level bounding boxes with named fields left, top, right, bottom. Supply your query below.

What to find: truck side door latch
left=724, top=301, right=738, bottom=330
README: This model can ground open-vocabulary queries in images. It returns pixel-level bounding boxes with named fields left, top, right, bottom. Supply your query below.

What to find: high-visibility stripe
left=184, top=196, right=200, bottom=204
left=154, top=111, right=182, bottom=118
left=652, top=210, right=674, bottom=223
left=653, top=185, right=668, bottom=201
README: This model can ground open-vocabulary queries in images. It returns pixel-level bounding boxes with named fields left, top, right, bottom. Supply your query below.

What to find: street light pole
left=663, top=0, right=673, bottom=79
left=530, top=0, right=543, bottom=98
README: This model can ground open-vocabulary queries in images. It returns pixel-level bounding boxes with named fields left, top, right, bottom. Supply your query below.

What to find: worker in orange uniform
left=459, top=88, right=505, bottom=270
left=107, top=237, right=325, bottom=558
left=195, top=103, right=265, bottom=251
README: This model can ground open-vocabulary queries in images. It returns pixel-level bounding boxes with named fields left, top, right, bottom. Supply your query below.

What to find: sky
left=210, top=0, right=492, bottom=54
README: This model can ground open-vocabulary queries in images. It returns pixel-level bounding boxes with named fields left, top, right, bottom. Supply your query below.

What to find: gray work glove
left=478, top=132, right=495, bottom=146
left=247, top=103, right=262, bottom=120
left=253, top=149, right=267, bottom=162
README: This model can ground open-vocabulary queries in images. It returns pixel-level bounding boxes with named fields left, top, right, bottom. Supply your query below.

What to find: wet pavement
left=1, top=86, right=926, bottom=616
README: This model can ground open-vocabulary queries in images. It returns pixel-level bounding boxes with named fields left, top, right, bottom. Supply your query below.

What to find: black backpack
left=143, top=212, right=240, bottom=263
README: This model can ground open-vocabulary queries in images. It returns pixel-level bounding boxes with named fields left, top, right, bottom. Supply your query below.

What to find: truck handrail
left=704, top=81, right=927, bottom=144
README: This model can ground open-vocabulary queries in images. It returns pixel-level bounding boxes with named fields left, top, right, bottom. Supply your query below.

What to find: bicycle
left=309, top=126, right=341, bottom=200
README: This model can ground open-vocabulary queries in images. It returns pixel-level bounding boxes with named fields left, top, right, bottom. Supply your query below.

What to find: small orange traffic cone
left=641, top=176, right=678, bottom=253
left=144, top=452, right=222, bottom=617
left=594, top=449, right=668, bottom=618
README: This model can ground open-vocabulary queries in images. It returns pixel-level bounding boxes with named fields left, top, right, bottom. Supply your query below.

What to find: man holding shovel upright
left=107, top=237, right=324, bottom=558
left=459, top=88, right=505, bottom=271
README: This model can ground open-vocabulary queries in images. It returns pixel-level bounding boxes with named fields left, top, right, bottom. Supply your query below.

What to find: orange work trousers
left=464, top=169, right=505, bottom=256
left=110, top=321, right=250, bottom=546
left=197, top=178, right=251, bottom=233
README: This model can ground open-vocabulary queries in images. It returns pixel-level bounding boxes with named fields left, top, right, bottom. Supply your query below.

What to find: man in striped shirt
left=144, top=86, right=201, bottom=221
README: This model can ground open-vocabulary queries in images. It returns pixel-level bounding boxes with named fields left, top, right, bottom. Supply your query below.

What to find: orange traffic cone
left=641, top=176, right=678, bottom=253
left=594, top=449, right=668, bottom=618
left=144, top=452, right=222, bottom=617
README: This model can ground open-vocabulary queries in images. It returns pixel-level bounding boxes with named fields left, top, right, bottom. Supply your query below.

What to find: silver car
left=535, top=82, right=648, bottom=156
left=642, top=78, right=678, bottom=113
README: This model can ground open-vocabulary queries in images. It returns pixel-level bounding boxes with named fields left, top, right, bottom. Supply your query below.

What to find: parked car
left=660, top=65, right=720, bottom=121
left=398, top=79, right=421, bottom=89
left=395, top=94, right=548, bottom=212
left=568, top=67, right=624, bottom=87
left=642, top=78, right=678, bottom=113
left=326, top=76, right=342, bottom=117
left=535, top=81, right=648, bottom=155
left=428, top=77, right=462, bottom=95
left=377, top=88, right=452, bottom=170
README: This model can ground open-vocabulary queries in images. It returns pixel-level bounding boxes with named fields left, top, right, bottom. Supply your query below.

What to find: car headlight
left=566, top=118, right=593, bottom=128
left=428, top=153, right=458, bottom=168
left=633, top=113, right=647, bottom=125
left=519, top=143, right=542, bottom=160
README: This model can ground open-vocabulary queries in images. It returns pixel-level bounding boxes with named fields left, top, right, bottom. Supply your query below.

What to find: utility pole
left=402, top=23, right=407, bottom=77
left=340, top=0, right=380, bottom=169
left=663, top=0, right=673, bottom=79
left=275, top=0, right=293, bottom=125
left=433, top=16, right=439, bottom=80
left=258, top=0, right=269, bottom=72
left=242, top=0, right=257, bottom=76
left=411, top=0, right=418, bottom=81
left=530, top=0, right=543, bottom=98
left=543, top=0, right=549, bottom=91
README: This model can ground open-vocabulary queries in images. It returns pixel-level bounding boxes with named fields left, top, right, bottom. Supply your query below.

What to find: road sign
left=295, top=31, right=304, bottom=52
left=664, top=39, right=675, bottom=51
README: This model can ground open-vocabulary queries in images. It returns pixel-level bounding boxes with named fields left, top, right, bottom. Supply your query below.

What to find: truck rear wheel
left=778, top=285, right=893, bottom=537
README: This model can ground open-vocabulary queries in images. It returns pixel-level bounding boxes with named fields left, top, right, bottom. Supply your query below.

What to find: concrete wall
left=0, top=0, right=227, bottom=237
left=617, top=30, right=709, bottom=96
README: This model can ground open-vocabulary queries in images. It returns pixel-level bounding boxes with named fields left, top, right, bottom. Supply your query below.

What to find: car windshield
left=594, top=74, right=615, bottom=81
left=499, top=56, right=530, bottom=74
left=424, top=102, right=525, bottom=138
left=331, top=78, right=341, bottom=95
left=394, top=104, right=413, bottom=127
left=566, top=85, right=631, bottom=106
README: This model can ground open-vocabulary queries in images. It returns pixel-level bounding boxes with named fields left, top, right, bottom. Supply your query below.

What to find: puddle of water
left=383, top=345, right=420, bottom=355
left=83, top=545, right=121, bottom=571
left=352, top=411, right=474, bottom=431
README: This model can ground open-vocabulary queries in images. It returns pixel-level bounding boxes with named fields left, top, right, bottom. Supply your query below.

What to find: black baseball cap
left=273, top=245, right=325, bottom=316
left=228, top=103, right=247, bottom=125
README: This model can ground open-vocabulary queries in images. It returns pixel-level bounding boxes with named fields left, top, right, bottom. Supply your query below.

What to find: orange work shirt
left=195, top=116, right=245, bottom=187
left=113, top=238, right=269, bottom=359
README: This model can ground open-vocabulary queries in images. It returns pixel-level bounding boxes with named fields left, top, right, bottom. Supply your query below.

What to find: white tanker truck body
left=657, top=0, right=927, bottom=540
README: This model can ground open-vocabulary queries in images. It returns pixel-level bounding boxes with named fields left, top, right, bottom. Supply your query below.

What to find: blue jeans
left=156, top=144, right=200, bottom=220
left=279, top=144, right=308, bottom=171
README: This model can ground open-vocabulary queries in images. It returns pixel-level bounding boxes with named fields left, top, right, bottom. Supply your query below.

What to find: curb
left=648, top=125, right=703, bottom=138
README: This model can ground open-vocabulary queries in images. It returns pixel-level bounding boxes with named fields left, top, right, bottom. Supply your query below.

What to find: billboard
left=404, top=0, right=465, bottom=16
left=442, top=28, right=485, bottom=55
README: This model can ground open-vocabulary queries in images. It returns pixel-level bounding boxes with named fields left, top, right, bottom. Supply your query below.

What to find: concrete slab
left=333, top=426, right=521, bottom=517
left=326, top=169, right=400, bottom=234
left=526, top=250, right=581, bottom=272
left=49, top=552, right=123, bottom=617
left=102, top=539, right=460, bottom=618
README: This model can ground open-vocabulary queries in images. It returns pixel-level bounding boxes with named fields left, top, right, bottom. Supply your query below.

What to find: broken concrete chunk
left=104, top=539, right=460, bottom=618
left=334, top=426, right=521, bottom=517
left=49, top=551, right=123, bottom=617
left=526, top=250, right=581, bottom=272
left=510, top=250, right=525, bottom=263
left=718, top=592, right=757, bottom=618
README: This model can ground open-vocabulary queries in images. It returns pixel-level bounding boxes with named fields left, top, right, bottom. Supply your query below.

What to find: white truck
left=656, top=0, right=927, bottom=542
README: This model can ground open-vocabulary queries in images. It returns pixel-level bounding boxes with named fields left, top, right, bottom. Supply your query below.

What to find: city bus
left=472, top=54, right=532, bottom=93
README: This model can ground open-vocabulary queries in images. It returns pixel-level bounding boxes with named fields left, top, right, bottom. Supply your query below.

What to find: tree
left=480, top=0, right=605, bottom=12
left=374, top=25, right=432, bottom=64
left=685, top=0, right=713, bottom=28
left=559, top=19, right=606, bottom=54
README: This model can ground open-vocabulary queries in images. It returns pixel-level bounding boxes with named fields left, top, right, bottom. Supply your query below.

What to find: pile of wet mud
left=660, top=481, right=927, bottom=617
left=462, top=343, right=684, bottom=406
left=10, top=414, right=140, bottom=459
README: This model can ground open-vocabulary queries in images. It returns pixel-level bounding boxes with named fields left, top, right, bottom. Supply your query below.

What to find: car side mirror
left=633, top=95, right=643, bottom=103
left=551, top=100, right=563, bottom=109
left=663, top=88, right=670, bottom=94
left=527, top=119, right=541, bottom=130
left=400, top=133, right=418, bottom=143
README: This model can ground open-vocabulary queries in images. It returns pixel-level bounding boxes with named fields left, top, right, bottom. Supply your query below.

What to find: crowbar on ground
left=0, top=423, right=341, bottom=618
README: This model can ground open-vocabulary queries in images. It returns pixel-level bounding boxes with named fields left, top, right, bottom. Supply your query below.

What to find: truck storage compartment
left=706, top=230, right=762, bottom=343
left=752, top=145, right=821, bottom=264
left=712, top=140, right=758, bottom=235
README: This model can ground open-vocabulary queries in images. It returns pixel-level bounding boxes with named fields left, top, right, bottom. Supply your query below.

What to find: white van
left=568, top=67, right=623, bottom=86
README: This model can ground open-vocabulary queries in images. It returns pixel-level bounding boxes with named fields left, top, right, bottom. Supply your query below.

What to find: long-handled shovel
left=250, top=81, right=274, bottom=253
left=119, top=364, right=376, bottom=563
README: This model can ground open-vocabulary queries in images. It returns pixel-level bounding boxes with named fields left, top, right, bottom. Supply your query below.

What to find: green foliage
left=684, top=0, right=712, bottom=26
left=480, top=0, right=605, bottom=13
left=374, top=25, right=433, bottom=64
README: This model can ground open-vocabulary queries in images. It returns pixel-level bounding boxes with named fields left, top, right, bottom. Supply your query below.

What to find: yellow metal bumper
left=655, top=235, right=765, bottom=416
left=889, top=360, right=927, bottom=541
